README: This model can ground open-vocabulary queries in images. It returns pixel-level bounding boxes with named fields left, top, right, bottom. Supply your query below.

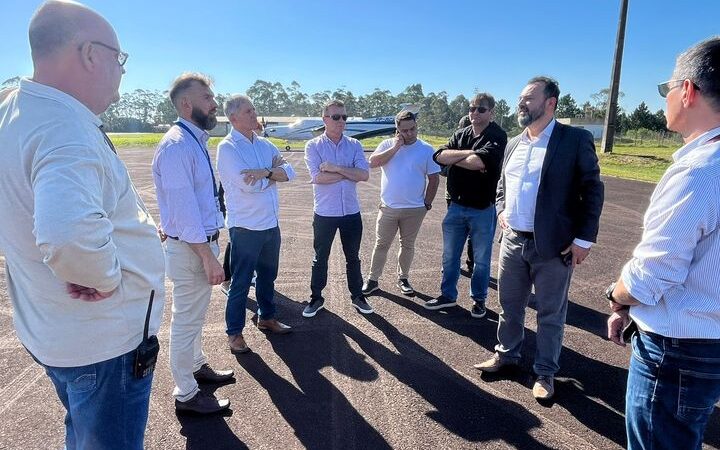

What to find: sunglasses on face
left=469, top=106, right=489, bottom=114
left=657, top=80, right=684, bottom=98
left=325, top=114, right=348, bottom=121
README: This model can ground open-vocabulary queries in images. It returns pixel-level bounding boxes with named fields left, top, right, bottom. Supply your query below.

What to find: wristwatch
left=605, top=282, right=629, bottom=310
left=265, top=168, right=272, bottom=179
left=424, top=202, right=432, bottom=211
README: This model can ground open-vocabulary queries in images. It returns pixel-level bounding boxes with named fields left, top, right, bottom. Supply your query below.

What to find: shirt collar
left=230, top=127, right=256, bottom=145
left=20, top=77, right=102, bottom=127
left=321, top=132, right=346, bottom=146
left=177, top=117, right=210, bottom=143
left=521, top=118, right=556, bottom=143
left=673, top=124, right=720, bottom=161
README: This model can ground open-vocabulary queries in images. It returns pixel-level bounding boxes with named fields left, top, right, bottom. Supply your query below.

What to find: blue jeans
left=440, top=202, right=496, bottom=302
left=226, top=226, right=281, bottom=335
left=37, top=349, right=153, bottom=450
left=310, top=213, right=363, bottom=301
left=626, top=331, right=720, bottom=450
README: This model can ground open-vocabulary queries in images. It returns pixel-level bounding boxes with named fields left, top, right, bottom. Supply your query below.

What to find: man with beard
left=217, top=95, right=296, bottom=354
left=606, top=37, right=720, bottom=449
left=424, top=93, right=507, bottom=319
left=361, top=110, right=440, bottom=297
left=0, top=2, right=165, bottom=447
left=152, top=73, right=233, bottom=414
left=475, top=76, right=604, bottom=401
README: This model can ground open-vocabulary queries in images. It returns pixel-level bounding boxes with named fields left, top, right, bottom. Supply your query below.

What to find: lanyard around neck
left=174, top=121, right=218, bottom=198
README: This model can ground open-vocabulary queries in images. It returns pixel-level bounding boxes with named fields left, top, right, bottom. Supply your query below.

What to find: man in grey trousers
left=474, top=76, right=604, bottom=401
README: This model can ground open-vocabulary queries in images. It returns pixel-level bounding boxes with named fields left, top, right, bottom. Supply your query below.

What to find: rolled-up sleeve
left=32, top=144, right=121, bottom=292
left=272, top=144, right=296, bottom=181
left=621, top=166, right=715, bottom=305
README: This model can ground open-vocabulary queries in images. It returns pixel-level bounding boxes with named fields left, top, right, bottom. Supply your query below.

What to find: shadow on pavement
left=176, top=384, right=248, bottom=450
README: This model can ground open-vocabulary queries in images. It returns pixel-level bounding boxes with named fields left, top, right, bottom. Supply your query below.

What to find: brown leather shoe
left=533, top=376, right=555, bottom=400
left=257, top=318, right=292, bottom=335
left=228, top=334, right=250, bottom=354
left=473, top=354, right=517, bottom=373
left=193, top=363, right=234, bottom=383
left=175, top=390, right=230, bottom=414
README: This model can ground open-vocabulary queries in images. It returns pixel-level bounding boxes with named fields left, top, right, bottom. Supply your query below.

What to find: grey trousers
left=494, top=229, right=573, bottom=376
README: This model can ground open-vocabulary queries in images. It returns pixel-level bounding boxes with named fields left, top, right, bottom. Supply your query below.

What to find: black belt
left=512, top=229, right=534, bottom=239
left=167, top=231, right=220, bottom=242
left=639, top=329, right=720, bottom=345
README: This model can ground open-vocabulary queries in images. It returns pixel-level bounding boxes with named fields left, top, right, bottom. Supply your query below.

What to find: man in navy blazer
left=474, top=76, right=604, bottom=401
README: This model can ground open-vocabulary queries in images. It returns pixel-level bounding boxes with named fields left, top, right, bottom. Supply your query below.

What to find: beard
left=517, top=106, right=542, bottom=127
left=191, top=106, right=218, bottom=130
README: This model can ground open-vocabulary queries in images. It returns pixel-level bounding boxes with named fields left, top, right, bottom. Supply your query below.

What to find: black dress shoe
left=193, top=363, right=234, bottom=383
left=175, top=391, right=230, bottom=414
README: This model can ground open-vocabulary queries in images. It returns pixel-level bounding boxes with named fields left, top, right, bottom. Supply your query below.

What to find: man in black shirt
left=424, top=93, right=508, bottom=318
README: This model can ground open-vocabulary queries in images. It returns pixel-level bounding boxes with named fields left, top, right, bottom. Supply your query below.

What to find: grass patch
left=598, top=146, right=673, bottom=183
left=108, top=133, right=674, bottom=183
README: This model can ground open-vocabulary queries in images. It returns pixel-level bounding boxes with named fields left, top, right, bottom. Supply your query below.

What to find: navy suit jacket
left=496, top=121, right=604, bottom=259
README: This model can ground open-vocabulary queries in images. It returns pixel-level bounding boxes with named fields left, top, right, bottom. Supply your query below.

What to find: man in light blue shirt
left=217, top=95, right=296, bottom=353
left=606, top=37, right=720, bottom=450
left=152, top=73, right=233, bottom=415
left=303, top=99, right=372, bottom=317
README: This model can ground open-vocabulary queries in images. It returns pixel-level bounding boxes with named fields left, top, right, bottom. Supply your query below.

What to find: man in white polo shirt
left=362, top=110, right=440, bottom=296
left=0, top=2, right=164, bottom=448
left=217, top=94, right=296, bottom=354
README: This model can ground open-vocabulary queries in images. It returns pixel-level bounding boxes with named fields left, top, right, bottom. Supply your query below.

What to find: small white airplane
left=264, top=104, right=420, bottom=149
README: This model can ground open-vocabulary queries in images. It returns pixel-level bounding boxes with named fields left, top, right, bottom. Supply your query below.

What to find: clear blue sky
left=1, top=0, right=718, bottom=114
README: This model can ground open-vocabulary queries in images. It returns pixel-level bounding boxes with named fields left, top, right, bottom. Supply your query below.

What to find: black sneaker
left=351, top=295, right=374, bottom=314
left=471, top=301, right=487, bottom=318
left=361, top=279, right=379, bottom=295
left=396, top=278, right=415, bottom=296
left=302, top=298, right=325, bottom=318
left=465, top=260, right=474, bottom=274
left=423, top=295, right=457, bottom=310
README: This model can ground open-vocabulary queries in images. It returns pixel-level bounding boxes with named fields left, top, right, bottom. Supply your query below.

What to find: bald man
left=0, top=2, right=164, bottom=449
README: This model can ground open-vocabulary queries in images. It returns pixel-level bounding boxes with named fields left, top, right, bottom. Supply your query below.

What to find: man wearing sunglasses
left=605, top=38, right=720, bottom=449
left=475, top=77, right=604, bottom=401
left=361, top=110, right=440, bottom=297
left=425, top=93, right=507, bottom=321
left=0, top=2, right=165, bottom=448
left=303, top=99, right=371, bottom=317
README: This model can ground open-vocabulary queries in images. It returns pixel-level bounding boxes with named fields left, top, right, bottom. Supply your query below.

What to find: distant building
left=557, top=118, right=604, bottom=139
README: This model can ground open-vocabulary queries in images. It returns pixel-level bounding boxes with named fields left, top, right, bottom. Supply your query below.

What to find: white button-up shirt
left=504, top=119, right=591, bottom=248
left=217, top=129, right=296, bottom=230
left=623, top=126, right=720, bottom=338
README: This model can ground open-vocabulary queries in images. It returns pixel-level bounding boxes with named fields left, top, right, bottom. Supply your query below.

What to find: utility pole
left=601, top=0, right=629, bottom=153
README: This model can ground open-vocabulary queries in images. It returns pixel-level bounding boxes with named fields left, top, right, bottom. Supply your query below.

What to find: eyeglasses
left=325, top=114, right=348, bottom=121
left=469, top=106, right=489, bottom=114
left=657, top=79, right=684, bottom=98
left=80, top=40, right=129, bottom=67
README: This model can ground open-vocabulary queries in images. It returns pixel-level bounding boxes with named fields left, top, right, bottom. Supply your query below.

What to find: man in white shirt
left=474, top=77, right=604, bottom=401
left=0, top=2, right=165, bottom=448
left=152, top=73, right=233, bottom=415
left=606, top=37, right=720, bottom=450
left=217, top=95, right=296, bottom=353
left=361, top=111, right=440, bottom=296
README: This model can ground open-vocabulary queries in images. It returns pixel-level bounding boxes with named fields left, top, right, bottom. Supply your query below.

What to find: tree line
left=1, top=76, right=671, bottom=138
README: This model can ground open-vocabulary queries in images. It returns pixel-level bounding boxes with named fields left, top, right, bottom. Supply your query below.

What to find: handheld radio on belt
left=133, top=290, right=160, bottom=379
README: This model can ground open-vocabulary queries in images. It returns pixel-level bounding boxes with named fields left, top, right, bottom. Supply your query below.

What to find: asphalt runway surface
left=1, top=147, right=718, bottom=449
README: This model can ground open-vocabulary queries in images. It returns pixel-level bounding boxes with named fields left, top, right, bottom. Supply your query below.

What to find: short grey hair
left=224, top=94, right=253, bottom=117
left=29, top=1, right=85, bottom=59
left=321, top=99, right=345, bottom=116
left=673, top=36, right=720, bottom=112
